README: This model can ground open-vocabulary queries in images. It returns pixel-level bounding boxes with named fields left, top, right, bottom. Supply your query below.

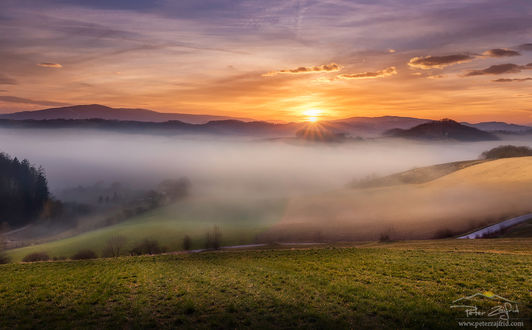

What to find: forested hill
left=0, top=153, right=50, bottom=228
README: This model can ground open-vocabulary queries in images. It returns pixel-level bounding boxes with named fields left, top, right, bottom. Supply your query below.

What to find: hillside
left=0, top=109, right=527, bottom=139
left=385, top=119, right=499, bottom=141
left=327, top=116, right=430, bottom=136
left=265, top=157, right=532, bottom=242
left=463, top=121, right=531, bottom=133
left=8, top=157, right=532, bottom=259
left=0, top=104, right=253, bottom=124
left=5, top=196, right=285, bottom=262
left=351, top=159, right=486, bottom=188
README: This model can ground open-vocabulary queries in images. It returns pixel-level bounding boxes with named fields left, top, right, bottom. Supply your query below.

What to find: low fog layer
left=1, top=128, right=531, bottom=198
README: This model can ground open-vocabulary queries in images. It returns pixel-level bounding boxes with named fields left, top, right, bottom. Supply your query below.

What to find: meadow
left=6, top=196, right=286, bottom=262
left=0, top=239, right=530, bottom=329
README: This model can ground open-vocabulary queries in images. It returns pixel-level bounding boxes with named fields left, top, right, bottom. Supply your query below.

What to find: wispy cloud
left=263, top=63, right=342, bottom=77
left=337, top=66, right=397, bottom=80
left=0, top=74, right=17, bottom=85
left=0, top=95, right=69, bottom=106
left=408, top=54, right=474, bottom=69
left=37, top=62, right=63, bottom=68
left=493, top=77, right=532, bottom=83
left=518, top=43, right=532, bottom=51
left=465, top=63, right=532, bottom=76
left=481, top=48, right=520, bottom=57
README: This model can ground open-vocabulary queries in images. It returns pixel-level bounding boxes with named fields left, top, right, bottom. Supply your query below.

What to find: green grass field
left=0, top=239, right=530, bottom=329
left=7, top=196, right=286, bottom=262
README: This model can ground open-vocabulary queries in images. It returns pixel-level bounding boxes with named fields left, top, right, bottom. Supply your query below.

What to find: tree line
left=0, top=153, right=50, bottom=228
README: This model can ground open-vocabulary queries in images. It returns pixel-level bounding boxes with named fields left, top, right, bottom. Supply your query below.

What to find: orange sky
left=1, top=1, right=531, bottom=123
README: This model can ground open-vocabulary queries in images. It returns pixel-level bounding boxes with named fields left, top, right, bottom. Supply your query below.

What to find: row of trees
left=0, top=153, right=50, bottom=227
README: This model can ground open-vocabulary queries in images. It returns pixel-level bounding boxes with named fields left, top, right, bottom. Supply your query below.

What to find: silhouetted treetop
left=0, top=152, right=50, bottom=227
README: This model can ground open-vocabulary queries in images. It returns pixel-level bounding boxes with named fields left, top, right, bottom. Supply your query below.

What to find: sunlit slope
left=7, top=196, right=285, bottom=261
left=266, top=157, right=532, bottom=241
left=426, top=156, right=532, bottom=186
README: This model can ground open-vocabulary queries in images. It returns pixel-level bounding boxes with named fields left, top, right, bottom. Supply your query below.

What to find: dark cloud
left=0, top=74, right=17, bottom=85
left=38, top=62, right=63, bottom=68
left=493, top=77, right=532, bottom=83
left=518, top=43, right=532, bottom=51
left=263, top=63, right=342, bottom=77
left=465, top=63, right=532, bottom=76
left=0, top=96, right=68, bottom=106
left=408, top=54, right=474, bottom=69
left=337, top=66, right=397, bottom=80
left=482, top=48, right=520, bottom=57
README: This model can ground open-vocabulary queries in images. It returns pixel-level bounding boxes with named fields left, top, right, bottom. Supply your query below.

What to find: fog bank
left=1, top=128, right=531, bottom=198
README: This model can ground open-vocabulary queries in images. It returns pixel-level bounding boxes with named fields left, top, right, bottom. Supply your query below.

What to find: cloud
left=518, top=43, right=532, bottom=51
left=482, top=48, right=520, bottom=57
left=263, top=63, right=342, bottom=77
left=408, top=54, right=474, bottom=69
left=37, top=62, right=63, bottom=68
left=337, top=66, right=397, bottom=80
left=427, top=74, right=445, bottom=79
left=0, top=96, right=69, bottom=107
left=465, top=63, right=532, bottom=76
left=0, top=74, right=17, bottom=85
left=493, top=77, right=532, bottom=83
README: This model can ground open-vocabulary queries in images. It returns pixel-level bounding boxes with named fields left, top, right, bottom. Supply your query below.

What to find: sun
left=303, top=109, right=322, bottom=122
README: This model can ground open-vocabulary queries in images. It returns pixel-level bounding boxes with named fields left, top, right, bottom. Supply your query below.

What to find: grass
left=351, top=159, right=487, bottom=188
left=0, top=239, right=530, bottom=329
left=7, top=196, right=286, bottom=262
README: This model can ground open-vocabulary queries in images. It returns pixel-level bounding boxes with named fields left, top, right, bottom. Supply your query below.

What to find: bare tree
left=103, top=235, right=127, bottom=257
left=205, top=226, right=222, bottom=250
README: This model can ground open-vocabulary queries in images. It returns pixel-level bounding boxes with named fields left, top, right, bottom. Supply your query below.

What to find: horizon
left=0, top=1, right=531, bottom=123
left=2, top=103, right=532, bottom=125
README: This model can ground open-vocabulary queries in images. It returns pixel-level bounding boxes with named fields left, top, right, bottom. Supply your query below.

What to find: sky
left=0, top=0, right=531, bottom=123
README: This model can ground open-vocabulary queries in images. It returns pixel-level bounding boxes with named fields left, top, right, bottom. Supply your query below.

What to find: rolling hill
left=1, top=105, right=529, bottom=139
left=463, top=121, right=531, bottom=133
left=7, top=157, right=532, bottom=260
left=385, top=119, right=499, bottom=141
left=0, top=104, right=253, bottom=124
left=264, top=157, right=532, bottom=242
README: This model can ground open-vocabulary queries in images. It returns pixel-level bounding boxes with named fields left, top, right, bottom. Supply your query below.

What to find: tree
left=0, top=153, right=50, bottom=227
left=183, top=235, right=191, bottom=251
left=205, top=226, right=222, bottom=250
left=157, top=178, right=190, bottom=202
left=0, top=226, right=9, bottom=264
left=480, top=145, right=532, bottom=159
left=103, top=235, right=127, bottom=257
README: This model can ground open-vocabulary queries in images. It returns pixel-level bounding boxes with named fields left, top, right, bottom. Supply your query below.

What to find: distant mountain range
left=385, top=119, right=499, bottom=141
left=462, top=121, right=531, bottom=133
left=0, top=104, right=253, bottom=124
left=0, top=104, right=530, bottom=139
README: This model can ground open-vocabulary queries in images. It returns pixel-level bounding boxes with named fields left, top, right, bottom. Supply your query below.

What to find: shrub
left=0, top=253, right=10, bottom=264
left=130, top=239, right=162, bottom=256
left=433, top=228, right=456, bottom=239
left=480, top=145, right=532, bottom=159
left=71, top=249, right=98, bottom=260
left=22, top=252, right=50, bottom=262
left=379, top=233, right=392, bottom=242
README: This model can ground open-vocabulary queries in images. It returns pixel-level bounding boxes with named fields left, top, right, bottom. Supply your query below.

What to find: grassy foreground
left=0, top=239, right=531, bottom=329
